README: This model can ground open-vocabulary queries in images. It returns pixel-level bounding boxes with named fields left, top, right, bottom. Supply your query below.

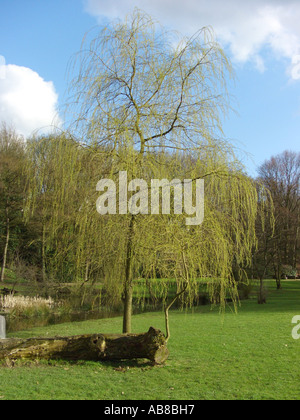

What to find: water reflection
left=5, top=303, right=163, bottom=333
left=6, top=309, right=123, bottom=333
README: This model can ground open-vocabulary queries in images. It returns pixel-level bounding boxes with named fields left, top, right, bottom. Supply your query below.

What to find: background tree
left=0, top=125, right=26, bottom=283
left=25, top=135, right=88, bottom=289
left=25, top=133, right=114, bottom=303
left=258, top=150, right=300, bottom=288
left=252, top=183, right=274, bottom=303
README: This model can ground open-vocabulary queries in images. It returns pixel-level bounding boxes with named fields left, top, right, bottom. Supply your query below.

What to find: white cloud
left=0, top=55, right=5, bottom=80
left=84, top=0, right=300, bottom=80
left=0, top=64, right=61, bottom=138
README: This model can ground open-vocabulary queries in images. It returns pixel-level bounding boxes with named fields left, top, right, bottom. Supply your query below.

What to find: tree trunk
left=274, top=255, right=282, bottom=290
left=0, top=327, right=169, bottom=365
left=258, top=278, right=266, bottom=304
left=41, top=222, right=47, bottom=284
left=0, top=210, right=10, bottom=284
left=274, top=263, right=282, bottom=290
left=123, top=216, right=135, bottom=334
left=123, top=284, right=133, bottom=334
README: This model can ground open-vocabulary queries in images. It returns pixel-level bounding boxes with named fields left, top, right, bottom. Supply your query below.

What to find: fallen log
left=0, top=327, right=169, bottom=365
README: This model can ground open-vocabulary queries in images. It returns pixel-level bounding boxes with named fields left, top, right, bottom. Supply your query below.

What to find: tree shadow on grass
left=0, top=357, right=159, bottom=370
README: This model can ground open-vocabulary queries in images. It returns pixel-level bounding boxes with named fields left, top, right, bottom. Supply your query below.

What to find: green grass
left=0, top=280, right=300, bottom=400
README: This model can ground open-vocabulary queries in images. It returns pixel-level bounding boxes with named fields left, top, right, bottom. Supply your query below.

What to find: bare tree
left=258, top=150, right=300, bottom=288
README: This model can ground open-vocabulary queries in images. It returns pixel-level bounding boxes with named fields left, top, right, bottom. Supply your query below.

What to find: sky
left=0, top=0, right=300, bottom=176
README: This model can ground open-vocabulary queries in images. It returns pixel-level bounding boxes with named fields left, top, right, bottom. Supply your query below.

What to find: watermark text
left=96, top=171, right=204, bottom=226
left=292, top=315, right=300, bottom=340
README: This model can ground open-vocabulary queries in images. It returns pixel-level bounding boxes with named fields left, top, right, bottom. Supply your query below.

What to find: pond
left=4, top=303, right=164, bottom=334
left=5, top=309, right=124, bottom=334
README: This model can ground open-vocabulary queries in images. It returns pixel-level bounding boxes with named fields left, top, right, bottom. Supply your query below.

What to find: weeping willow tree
left=24, top=134, right=111, bottom=294
left=24, top=135, right=82, bottom=286
left=24, top=9, right=262, bottom=338
left=64, top=9, right=261, bottom=334
left=101, top=149, right=259, bottom=339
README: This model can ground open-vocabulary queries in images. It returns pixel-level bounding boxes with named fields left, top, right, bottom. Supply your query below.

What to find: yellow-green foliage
left=24, top=10, right=263, bottom=331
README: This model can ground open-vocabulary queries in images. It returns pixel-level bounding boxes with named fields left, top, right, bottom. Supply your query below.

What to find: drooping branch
left=164, top=283, right=188, bottom=343
left=164, top=251, right=190, bottom=343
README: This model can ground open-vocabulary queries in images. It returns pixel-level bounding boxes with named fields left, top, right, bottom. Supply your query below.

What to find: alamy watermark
left=0, top=55, right=6, bottom=80
left=96, top=171, right=204, bottom=226
left=292, top=316, right=300, bottom=340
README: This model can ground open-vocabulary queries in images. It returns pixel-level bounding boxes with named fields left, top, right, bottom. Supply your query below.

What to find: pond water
left=5, top=309, right=124, bottom=334
left=4, top=304, right=163, bottom=334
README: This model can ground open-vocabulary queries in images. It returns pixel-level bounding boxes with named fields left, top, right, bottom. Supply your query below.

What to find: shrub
left=237, top=281, right=254, bottom=300
left=282, top=265, right=297, bottom=279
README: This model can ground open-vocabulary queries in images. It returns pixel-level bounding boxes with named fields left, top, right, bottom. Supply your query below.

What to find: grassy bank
left=0, top=280, right=299, bottom=400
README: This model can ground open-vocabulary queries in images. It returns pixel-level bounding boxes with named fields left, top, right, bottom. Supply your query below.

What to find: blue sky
left=0, top=0, right=299, bottom=176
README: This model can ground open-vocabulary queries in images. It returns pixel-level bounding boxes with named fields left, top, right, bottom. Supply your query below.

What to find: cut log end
left=0, top=327, right=169, bottom=365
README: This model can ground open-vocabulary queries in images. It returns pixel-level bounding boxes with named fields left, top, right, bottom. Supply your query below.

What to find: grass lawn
left=0, top=280, right=299, bottom=400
